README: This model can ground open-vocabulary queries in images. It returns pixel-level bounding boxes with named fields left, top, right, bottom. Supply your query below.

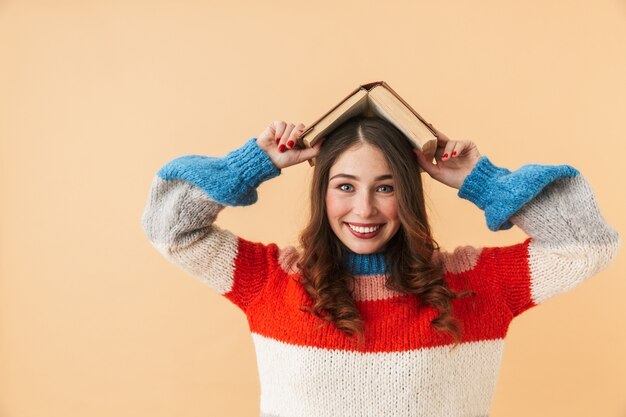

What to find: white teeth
left=348, top=224, right=381, bottom=233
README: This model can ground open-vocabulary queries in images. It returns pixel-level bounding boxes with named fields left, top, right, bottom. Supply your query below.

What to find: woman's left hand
left=414, top=124, right=482, bottom=190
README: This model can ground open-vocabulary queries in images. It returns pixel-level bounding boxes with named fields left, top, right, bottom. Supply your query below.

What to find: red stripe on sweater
left=476, top=237, right=536, bottom=317
left=235, top=242, right=534, bottom=352
left=224, top=238, right=279, bottom=312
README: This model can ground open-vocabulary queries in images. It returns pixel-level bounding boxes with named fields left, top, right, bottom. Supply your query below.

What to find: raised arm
left=443, top=156, right=621, bottom=318
left=140, top=137, right=284, bottom=313
left=140, top=121, right=323, bottom=314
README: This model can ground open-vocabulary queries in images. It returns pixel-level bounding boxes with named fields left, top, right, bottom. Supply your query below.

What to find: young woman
left=141, top=115, right=620, bottom=417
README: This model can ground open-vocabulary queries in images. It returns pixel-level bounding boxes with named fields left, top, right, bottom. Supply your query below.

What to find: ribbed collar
left=342, top=251, right=389, bottom=276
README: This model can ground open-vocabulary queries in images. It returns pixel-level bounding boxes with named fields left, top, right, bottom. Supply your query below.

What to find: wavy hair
left=295, top=115, right=475, bottom=349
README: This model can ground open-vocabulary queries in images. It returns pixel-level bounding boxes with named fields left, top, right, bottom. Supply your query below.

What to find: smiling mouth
left=344, top=222, right=385, bottom=239
left=345, top=223, right=383, bottom=233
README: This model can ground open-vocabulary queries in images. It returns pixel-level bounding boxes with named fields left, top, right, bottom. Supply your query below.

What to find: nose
left=353, top=191, right=378, bottom=218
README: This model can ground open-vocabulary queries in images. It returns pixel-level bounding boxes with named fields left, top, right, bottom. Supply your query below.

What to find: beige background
left=1, top=1, right=625, bottom=416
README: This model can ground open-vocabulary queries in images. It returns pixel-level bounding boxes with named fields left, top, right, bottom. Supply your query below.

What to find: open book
left=297, top=81, right=439, bottom=167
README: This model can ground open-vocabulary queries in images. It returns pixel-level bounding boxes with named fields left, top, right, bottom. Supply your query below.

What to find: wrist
left=225, top=138, right=281, bottom=188
left=256, top=139, right=286, bottom=170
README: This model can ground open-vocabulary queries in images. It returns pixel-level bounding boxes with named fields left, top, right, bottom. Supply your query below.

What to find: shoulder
left=276, top=245, right=304, bottom=276
left=432, top=245, right=484, bottom=276
left=236, top=237, right=303, bottom=276
left=431, top=244, right=496, bottom=295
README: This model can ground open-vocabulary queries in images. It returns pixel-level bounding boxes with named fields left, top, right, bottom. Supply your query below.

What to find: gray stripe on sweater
left=141, top=176, right=239, bottom=295
left=510, top=174, right=621, bottom=304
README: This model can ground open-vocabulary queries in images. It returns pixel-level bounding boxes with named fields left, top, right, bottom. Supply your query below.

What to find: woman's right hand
left=255, top=120, right=325, bottom=169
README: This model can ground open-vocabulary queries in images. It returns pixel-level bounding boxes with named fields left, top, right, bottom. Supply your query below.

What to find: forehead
left=329, top=143, right=390, bottom=177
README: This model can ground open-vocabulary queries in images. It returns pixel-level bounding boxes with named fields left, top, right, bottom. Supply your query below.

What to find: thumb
left=296, top=139, right=324, bottom=162
left=414, top=148, right=436, bottom=175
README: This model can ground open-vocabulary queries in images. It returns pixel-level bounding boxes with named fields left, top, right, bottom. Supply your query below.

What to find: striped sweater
left=140, top=137, right=621, bottom=417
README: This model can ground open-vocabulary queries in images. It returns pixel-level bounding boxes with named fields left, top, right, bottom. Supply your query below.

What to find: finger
left=450, top=141, right=463, bottom=158
left=454, top=140, right=473, bottom=157
left=311, top=137, right=326, bottom=150
left=274, top=120, right=286, bottom=144
left=414, top=148, right=438, bottom=175
left=441, top=141, right=459, bottom=161
left=278, top=123, right=295, bottom=153
left=286, top=123, right=305, bottom=149
left=295, top=139, right=324, bottom=162
left=434, top=146, right=447, bottom=160
left=259, top=125, right=276, bottom=147
left=435, top=137, right=449, bottom=155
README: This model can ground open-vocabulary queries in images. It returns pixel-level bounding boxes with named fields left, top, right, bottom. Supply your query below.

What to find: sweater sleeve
left=140, top=137, right=284, bottom=313
left=448, top=156, right=621, bottom=318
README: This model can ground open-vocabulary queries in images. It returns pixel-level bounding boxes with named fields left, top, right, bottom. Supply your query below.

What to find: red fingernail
left=452, top=151, right=457, bottom=156
left=276, top=137, right=281, bottom=144
left=287, top=140, right=294, bottom=148
left=279, top=144, right=286, bottom=152
left=443, top=153, right=448, bottom=158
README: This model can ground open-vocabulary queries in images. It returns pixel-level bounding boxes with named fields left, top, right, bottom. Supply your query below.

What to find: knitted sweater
left=141, top=137, right=621, bottom=417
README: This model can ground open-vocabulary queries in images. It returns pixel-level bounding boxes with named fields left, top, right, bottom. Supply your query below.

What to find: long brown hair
left=296, top=115, right=475, bottom=348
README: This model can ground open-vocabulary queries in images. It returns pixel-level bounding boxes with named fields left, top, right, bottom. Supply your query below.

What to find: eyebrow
left=329, top=173, right=393, bottom=181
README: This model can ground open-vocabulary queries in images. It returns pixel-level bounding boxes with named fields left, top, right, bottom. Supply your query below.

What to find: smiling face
left=325, top=142, right=401, bottom=254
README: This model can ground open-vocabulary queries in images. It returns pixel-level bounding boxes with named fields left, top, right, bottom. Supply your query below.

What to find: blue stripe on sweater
left=156, top=138, right=281, bottom=206
left=458, top=155, right=580, bottom=231
left=342, top=251, right=388, bottom=275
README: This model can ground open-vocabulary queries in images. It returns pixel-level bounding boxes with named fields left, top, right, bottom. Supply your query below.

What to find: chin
left=352, top=248, right=381, bottom=255
left=343, top=241, right=386, bottom=254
